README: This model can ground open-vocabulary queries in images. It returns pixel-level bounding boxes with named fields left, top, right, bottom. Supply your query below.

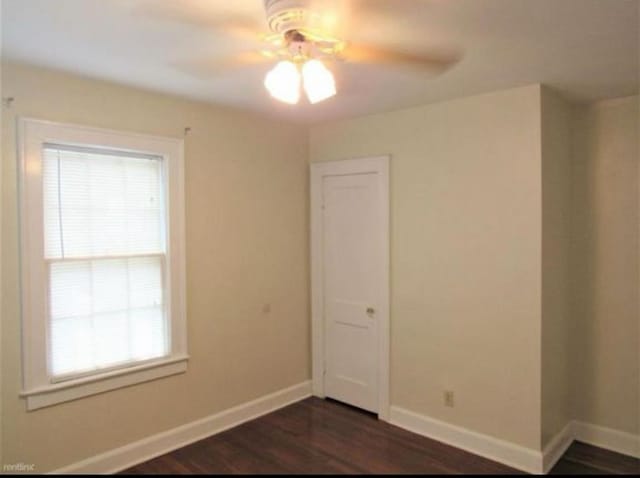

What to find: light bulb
left=264, top=61, right=301, bottom=104
left=302, top=59, right=336, bottom=104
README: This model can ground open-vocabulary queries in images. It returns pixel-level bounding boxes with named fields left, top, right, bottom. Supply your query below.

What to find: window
left=19, top=119, right=187, bottom=410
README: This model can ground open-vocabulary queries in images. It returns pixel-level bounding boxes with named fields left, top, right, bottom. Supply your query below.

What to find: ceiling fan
left=139, top=0, right=461, bottom=105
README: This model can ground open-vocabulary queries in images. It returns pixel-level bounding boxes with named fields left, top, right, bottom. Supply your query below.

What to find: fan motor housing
left=263, top=0, right=313, bottom=34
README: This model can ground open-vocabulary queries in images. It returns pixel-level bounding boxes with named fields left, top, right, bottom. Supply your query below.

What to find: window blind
left=42, top=145, right=169, bottom=379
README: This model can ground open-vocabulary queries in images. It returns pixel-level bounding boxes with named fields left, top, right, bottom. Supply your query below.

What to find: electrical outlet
left=444, top=390, right=455, bottom=407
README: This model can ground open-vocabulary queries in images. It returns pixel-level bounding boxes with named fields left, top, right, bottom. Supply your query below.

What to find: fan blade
left=341, top=43, right=461, bottom=72
left=133, top=0, right=266, bottom=42
left=349, top=0, right=431, bottom=19
left=300, top=0, right=354, bottom=38
left=173, top=51, right=272, bottom=79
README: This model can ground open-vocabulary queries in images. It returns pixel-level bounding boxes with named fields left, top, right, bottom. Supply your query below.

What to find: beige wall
left=0, top=20, right=4, bottom=468
left=540, top=87, right=573, bottom=447
left=0, top=61, right=310, bottom=472
left=1, top=57, right=636, bottom=471
left=310, top=85, right=544, bottom=449
left=570, top=96, right=639, bottom=435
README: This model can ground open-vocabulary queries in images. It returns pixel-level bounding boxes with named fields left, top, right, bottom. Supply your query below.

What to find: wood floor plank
left=123, top=397, right=638, bottom=475
left=550, top=441, right=640, bottom=475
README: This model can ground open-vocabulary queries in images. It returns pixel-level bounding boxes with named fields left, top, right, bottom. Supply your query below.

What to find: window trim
left=18, top=118, right=188, bottom=410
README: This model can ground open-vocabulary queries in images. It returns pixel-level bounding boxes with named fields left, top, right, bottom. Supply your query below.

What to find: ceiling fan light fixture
left=264, top=60, right=301, bottom=104
left=302, top=59, right=336, bottom=104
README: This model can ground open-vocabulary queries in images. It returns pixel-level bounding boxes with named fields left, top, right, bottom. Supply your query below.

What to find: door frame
left=310, top=155, right=390, bottom=421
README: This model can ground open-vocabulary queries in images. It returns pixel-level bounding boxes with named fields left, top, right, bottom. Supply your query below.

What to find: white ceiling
left=2, top=0, right=638, bottom=123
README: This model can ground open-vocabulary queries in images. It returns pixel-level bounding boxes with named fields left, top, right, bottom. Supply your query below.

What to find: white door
left=311, top=157, right=389, bottom=416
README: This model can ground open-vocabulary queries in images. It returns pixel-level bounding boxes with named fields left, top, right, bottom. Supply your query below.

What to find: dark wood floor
left=550, top=440, right=639, bottom=475
left=124, top=397, right=639, bottom=475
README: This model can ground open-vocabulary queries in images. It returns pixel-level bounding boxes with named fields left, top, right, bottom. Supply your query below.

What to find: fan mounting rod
left=284, top=29, right=306, bottom=44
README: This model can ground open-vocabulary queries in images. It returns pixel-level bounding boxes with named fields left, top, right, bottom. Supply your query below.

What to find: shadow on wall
left=569, top=98, right=640, bottom=434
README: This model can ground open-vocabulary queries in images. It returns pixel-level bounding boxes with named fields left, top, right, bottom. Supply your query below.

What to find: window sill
left=20, top=355, right=189, bottom=411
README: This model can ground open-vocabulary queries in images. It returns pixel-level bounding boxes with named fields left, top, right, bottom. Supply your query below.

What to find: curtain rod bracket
left=184, top=127, right=191, bottom=136
left=3, top=97, right=15, bottom=108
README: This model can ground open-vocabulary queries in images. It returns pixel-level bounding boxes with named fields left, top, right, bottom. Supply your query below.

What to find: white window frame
left=18, top=118, right=188, bottom=410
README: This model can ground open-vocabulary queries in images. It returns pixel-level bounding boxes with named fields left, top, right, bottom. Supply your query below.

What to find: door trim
left=310, top=156, right=390, bottom=421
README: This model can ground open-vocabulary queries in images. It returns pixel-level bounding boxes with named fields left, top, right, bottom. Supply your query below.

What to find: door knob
left=366, top=307, right=375, bottom=317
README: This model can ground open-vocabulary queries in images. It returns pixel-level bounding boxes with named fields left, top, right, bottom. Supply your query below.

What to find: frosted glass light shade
left=302, top=59, right=336, bottom=104
left=264, top=61, right=301, bottom=104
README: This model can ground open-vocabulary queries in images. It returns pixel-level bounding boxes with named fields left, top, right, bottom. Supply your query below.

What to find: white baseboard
left=389, top=406, right=544, bottom=474
left=573, top=421, right=640, bottom=459
left=52, top=381, right=312, bottom=474
left=390, top=408, right=640, bottom=475
left=390, top=406, right=640, bottom=474
left=542, top=423, right=574, bottom=473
